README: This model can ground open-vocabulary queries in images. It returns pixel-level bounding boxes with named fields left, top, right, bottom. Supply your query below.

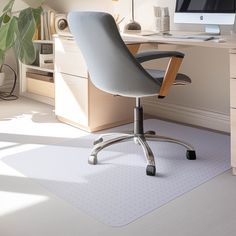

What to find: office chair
left=68, top=11, right=196, bottom=176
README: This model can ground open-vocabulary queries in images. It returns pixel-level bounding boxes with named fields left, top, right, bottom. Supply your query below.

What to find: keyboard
left=164, top=34, right=219, bottom=41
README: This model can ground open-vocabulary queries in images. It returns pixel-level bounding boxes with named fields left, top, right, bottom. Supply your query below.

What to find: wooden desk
left=54, top=36, right=135, bottom=132
left=122, top=32, right=236, bottom=49
left=122, top=32, right=236, bottom=175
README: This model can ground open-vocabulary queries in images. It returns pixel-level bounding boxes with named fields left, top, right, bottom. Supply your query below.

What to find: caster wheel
left=186, top=150, right=196, bottom=160
left=145, top=130, right=156, bottom=135
left=146, top=165, right=156, bottom=176
left=134, top=137, right=140, bottom=145
left=88, top=155, right=97, bottom=165
left=93, top=138, right=103, bottom=146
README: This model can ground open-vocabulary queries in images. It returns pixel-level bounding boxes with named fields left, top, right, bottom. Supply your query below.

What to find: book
left=26, top=71, right=54, bottom=82
left=40, top=8, right=57, bottom=40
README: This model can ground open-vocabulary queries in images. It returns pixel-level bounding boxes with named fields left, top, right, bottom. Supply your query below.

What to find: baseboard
left=143, top=100, right=230, bottom=133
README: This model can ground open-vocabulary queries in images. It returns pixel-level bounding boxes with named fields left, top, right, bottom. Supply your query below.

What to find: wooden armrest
left=158, top=57, right=183, bottom=98
left=127, top=44, right=141, bottom=55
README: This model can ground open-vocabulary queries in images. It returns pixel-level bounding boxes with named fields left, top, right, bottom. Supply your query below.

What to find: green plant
left=0, top=0, right=44, bottom=72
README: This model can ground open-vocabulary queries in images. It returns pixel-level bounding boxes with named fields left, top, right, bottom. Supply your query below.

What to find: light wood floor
left=0, top=98, right=236, bottom=236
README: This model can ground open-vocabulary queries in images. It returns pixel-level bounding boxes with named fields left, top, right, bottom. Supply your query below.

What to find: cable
left=0, top=64, right=18, bottom=101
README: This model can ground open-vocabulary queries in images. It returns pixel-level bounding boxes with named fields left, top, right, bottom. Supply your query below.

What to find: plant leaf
left=0, top=49, right=5, bottom=66
left=14, top=7, right=42, bottom=64
left=15, top=37, right=36, bottom=64
left=18, top=7, right=42, bottom=38
left=0, top=3, right=43, bottom=65
left=1, top=0, right=15, bottom=27
left=0, top=16, right=17, bottom=51
left=32, top=7, right=42, bottom=25
left=3, top=0, right=15, bottom=13
left=0, top=15, right=3, bottom=28
left=3, top=14, right=11, bottom=24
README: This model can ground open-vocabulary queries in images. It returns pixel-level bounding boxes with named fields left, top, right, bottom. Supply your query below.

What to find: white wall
left=138, top=0, right=231, bottom=117
left=45, top=0, right=113, bottom=13
left=135, top=0, right=233, bottom=33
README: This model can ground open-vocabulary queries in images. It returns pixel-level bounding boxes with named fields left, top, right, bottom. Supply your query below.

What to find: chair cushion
left=146, top=69, right=192, bottom=85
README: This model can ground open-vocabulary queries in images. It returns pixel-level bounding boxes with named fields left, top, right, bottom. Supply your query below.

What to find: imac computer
left=174, top=0, right=236, bottom=35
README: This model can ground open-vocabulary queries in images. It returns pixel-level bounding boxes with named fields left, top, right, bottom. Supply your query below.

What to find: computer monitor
left=174, top=0, right=236, bottom=35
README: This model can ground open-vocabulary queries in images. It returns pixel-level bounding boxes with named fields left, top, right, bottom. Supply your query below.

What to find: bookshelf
left=19, top=7, right=58, bottom=104
left=19, top=40, right=55, bottom=105
left=25, top=64, right=54, bottom=73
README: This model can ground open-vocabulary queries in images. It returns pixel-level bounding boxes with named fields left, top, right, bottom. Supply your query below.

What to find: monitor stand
left=204, top=25, right=220, bottom=35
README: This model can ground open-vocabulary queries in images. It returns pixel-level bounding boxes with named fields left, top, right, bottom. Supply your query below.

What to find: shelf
left=20, top=39, right=55, bottom=105
left=33, top=40, right=54, bottom=44
left=24, top=64, right=54, bottom=73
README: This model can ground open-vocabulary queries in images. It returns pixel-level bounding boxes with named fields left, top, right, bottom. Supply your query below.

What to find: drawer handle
left=65, top=37, right=75, bottom=41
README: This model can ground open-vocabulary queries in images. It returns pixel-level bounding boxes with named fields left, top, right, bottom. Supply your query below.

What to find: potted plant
left=0, top=64, right=4, bottom=86
left=0, top=0, right=44, bottom=86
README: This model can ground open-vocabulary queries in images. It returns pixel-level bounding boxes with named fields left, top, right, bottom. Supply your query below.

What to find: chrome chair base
left=89, top=98, right=196, bottom=176
left=89, top=131, right=196, bottom=176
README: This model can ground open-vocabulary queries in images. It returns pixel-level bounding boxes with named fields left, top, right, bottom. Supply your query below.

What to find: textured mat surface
left=3, top=119, right=230, bottom=226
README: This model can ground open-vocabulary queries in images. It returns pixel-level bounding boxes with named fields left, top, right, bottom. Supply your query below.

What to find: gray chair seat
left=146, top=69, right=192, bottom=85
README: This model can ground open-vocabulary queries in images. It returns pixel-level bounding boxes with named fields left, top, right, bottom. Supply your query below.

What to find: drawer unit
left=55, top=72, right=89, bottom=127
left=230, top=51, right=236, bottom=174
left=88, top=80, right=135, bottom=131
left=19, top=40, right=55, bottom=105
left=230, top=79, right=236, bottom=108
left=54, top=37, right=88, bottom=78
left=54, top=35, right=135, bottom=132
left=231, top=109, right=236, bottom=168
left=55, top=72, right=134, bottom=132
left=230, top=53, right=236, bottom=78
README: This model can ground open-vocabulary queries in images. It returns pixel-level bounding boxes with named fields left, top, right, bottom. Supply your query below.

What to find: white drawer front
left=55, top=37, right=88, bottom=78
left=231, top=109, right=236, bottom=167
left=230, top=79, right=236, bottom=108
left=230, top=54, right=236, bottom=78
left=55, top=72, right=88, bottom=127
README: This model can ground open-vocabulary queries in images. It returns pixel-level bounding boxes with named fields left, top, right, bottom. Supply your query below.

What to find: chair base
left=89, top=132, right=196, bottom=176
left=88, top=98, right=196, bottom=176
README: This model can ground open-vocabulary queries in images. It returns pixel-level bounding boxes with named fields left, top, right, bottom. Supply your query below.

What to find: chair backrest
left=68, top=11, right=161, bottom=97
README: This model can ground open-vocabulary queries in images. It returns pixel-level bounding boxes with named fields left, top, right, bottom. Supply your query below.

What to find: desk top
left=122, top=31, right=236, bottom=49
